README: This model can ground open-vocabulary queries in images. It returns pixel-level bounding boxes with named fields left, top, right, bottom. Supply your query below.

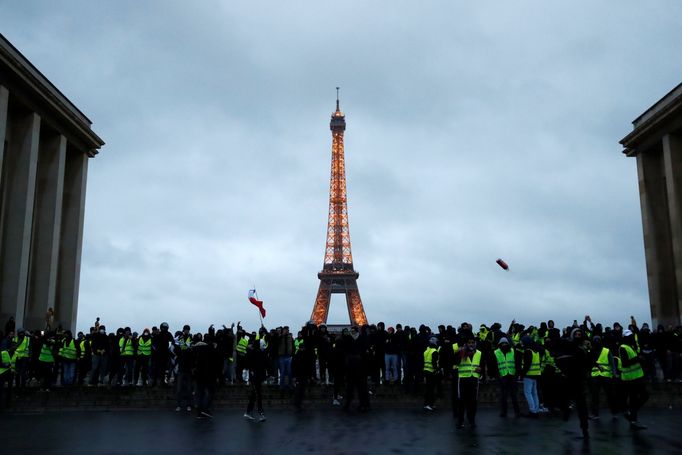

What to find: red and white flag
left=248, top=289, right=266, bottom=318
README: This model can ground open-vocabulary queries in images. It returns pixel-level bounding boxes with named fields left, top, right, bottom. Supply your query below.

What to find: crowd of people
left=0, top=314, right=680, bottom=438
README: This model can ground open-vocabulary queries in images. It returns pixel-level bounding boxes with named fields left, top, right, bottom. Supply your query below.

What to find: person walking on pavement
left=244, top=338, right=268, bottom=422
left=588, top=335, right=617, bottom=420
left=619, top=328, right=649, bottom=430
left=342, top=326, right=371, bottom=412
left=193, top=331, right=220, bottom=419
left=293, top=339, right=313, bottom=411
left=494, top=337, right=520, bottom=417
left=554, top=328, right=591, bottom=439
left=423, top=336, right=440, bottom=411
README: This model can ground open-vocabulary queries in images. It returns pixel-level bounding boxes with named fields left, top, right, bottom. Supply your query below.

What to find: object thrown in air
left=496, top=258, right=509, bottom=271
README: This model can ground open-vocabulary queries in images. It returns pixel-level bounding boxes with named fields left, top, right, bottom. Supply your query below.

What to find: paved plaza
left=1, top=407, right=680, bottom=454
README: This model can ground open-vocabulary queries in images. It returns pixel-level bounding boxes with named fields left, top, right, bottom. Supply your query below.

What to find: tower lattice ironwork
left=310, top=90, right=368, bottom=326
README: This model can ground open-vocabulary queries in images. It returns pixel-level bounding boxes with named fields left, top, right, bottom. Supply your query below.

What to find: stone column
left=0, top=85, right=8, bottom=188
left=0, top=86, right=9, bottom=261
left=662, top=133, right=682, bottom=326
left=55, top=147, right=88, bottom=331
left=637, top=148, right=678, bottom=328
left=25, top=133, right=66, bottom=329
left=0, top=111, right=40, bottom=328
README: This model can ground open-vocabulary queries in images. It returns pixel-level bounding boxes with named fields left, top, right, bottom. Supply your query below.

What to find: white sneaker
left=186, top=406, right=192, bottom=412
left=259, top=413, right=266, bottom=422
left=423, top=405, right=434, bottom=411
left=175, top=406, right=181, bottom=412
left=332, top=399, right=341, bottom=406
left=244, top=413, right=255, bottom=421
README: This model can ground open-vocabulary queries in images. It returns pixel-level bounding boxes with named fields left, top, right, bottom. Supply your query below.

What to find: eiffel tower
left=310, top=89, right=368, bottom=326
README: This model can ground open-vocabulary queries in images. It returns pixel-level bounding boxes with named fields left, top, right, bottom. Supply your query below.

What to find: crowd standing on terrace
left=0, top=314, right=680, bottom=438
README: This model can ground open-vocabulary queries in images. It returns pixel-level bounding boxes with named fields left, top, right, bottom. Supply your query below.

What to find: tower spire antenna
left=336, top=86, right=340, bottom=111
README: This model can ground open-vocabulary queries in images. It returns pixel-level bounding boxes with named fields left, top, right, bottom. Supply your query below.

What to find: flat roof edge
left=620, top=84, right=682, bottom=150
left=0, top=33, right=104, bottom=150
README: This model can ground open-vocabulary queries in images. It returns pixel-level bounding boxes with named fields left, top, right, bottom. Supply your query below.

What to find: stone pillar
left=0, top=85, right=8, bottom=188
left=0, top=86, right=9, bottom=260
left=25, top=133, right=66, bottom=329
left=55, top=147, right=88, bottom=331
left=637, top=148, right=678, bottom=328
left=0, top=111, right=40, bottom=328
left=662, top=133, right=682, bottom=326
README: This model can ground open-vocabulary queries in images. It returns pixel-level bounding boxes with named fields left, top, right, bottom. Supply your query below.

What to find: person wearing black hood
left=293, top=338, right=314, bottom=411
left=89, top=325, right=109, bottom=386
left=152, top=322, right=174, bottom=386
left=193, top=330, right=221, bottom=419
left=330, top=329, right=347, bottom=405
left=554, top=327, right=590, bottom=438
left=244, top=337, right=268, bottom=422
left=341, top=325, right=370, bottom=412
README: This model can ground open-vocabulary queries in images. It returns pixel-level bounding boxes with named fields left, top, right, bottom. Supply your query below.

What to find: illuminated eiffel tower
left=310, top=89, right=368, bottom=326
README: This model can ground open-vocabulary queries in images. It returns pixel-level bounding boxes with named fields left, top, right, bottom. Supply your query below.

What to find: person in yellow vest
left=494, top=337, right=520, bottom=417
left=11, top=328, right=31, bottom=388
left=58, top=331, right=79, bottom=386
left=135, top=329, right=153, bottom=386
left=0, top=345, right=15, bottom=410
left=38, top=332, right=57, bottom=391
left=118, top=329, right=136, bottom=386
left=619, top=329, right=648, bottom=430
left=448, top=332, right=461, bottom=419
left=520, top=335, right=541, bottom=418
left=588, top=335, right=616, bottom=419
left=423, top=337, right=440, bottom=411
left=454, top=334, right=482, bottom=429
left=235, top=328, right=250, bottom=384
left=76, top=332, right=91, bottom=386
left=179, top=325, right=192, bottom=350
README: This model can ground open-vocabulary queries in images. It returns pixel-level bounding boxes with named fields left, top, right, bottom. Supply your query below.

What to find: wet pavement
left=1, top=407, right=680, bottom=454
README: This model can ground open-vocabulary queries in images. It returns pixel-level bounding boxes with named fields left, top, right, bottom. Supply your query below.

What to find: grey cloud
left=1, top=0, right=679, bottom=332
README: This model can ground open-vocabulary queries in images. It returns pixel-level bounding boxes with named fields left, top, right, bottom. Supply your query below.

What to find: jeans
left=278, top=356, right=292, bottom=389
left=0, top=372, right=12, bottom=409
left=224, top=358, right=236, bottom=383
left=499, top=375, right=520, bottom=416
left=385, top=354, right=399, bottom=382
left=247, top=380, right=264, bottom=413
left=176, top=371, right=192, bottom=407
left=523, top=377, right=539, bottom=414
left=90, top=354, right=108, bottom=385
left=196, top=381, right=216, bottom=415
left=62, top=361, right=76, bottom=385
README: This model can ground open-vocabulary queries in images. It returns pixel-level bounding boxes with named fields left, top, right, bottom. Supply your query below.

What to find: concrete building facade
left=0, top=34, right=103, bottom=332
left=621, top=83, right=682, bottom=328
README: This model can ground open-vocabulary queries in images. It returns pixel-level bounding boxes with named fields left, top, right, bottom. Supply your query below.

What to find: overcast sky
left=2, top=1, right=681, bottom=333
